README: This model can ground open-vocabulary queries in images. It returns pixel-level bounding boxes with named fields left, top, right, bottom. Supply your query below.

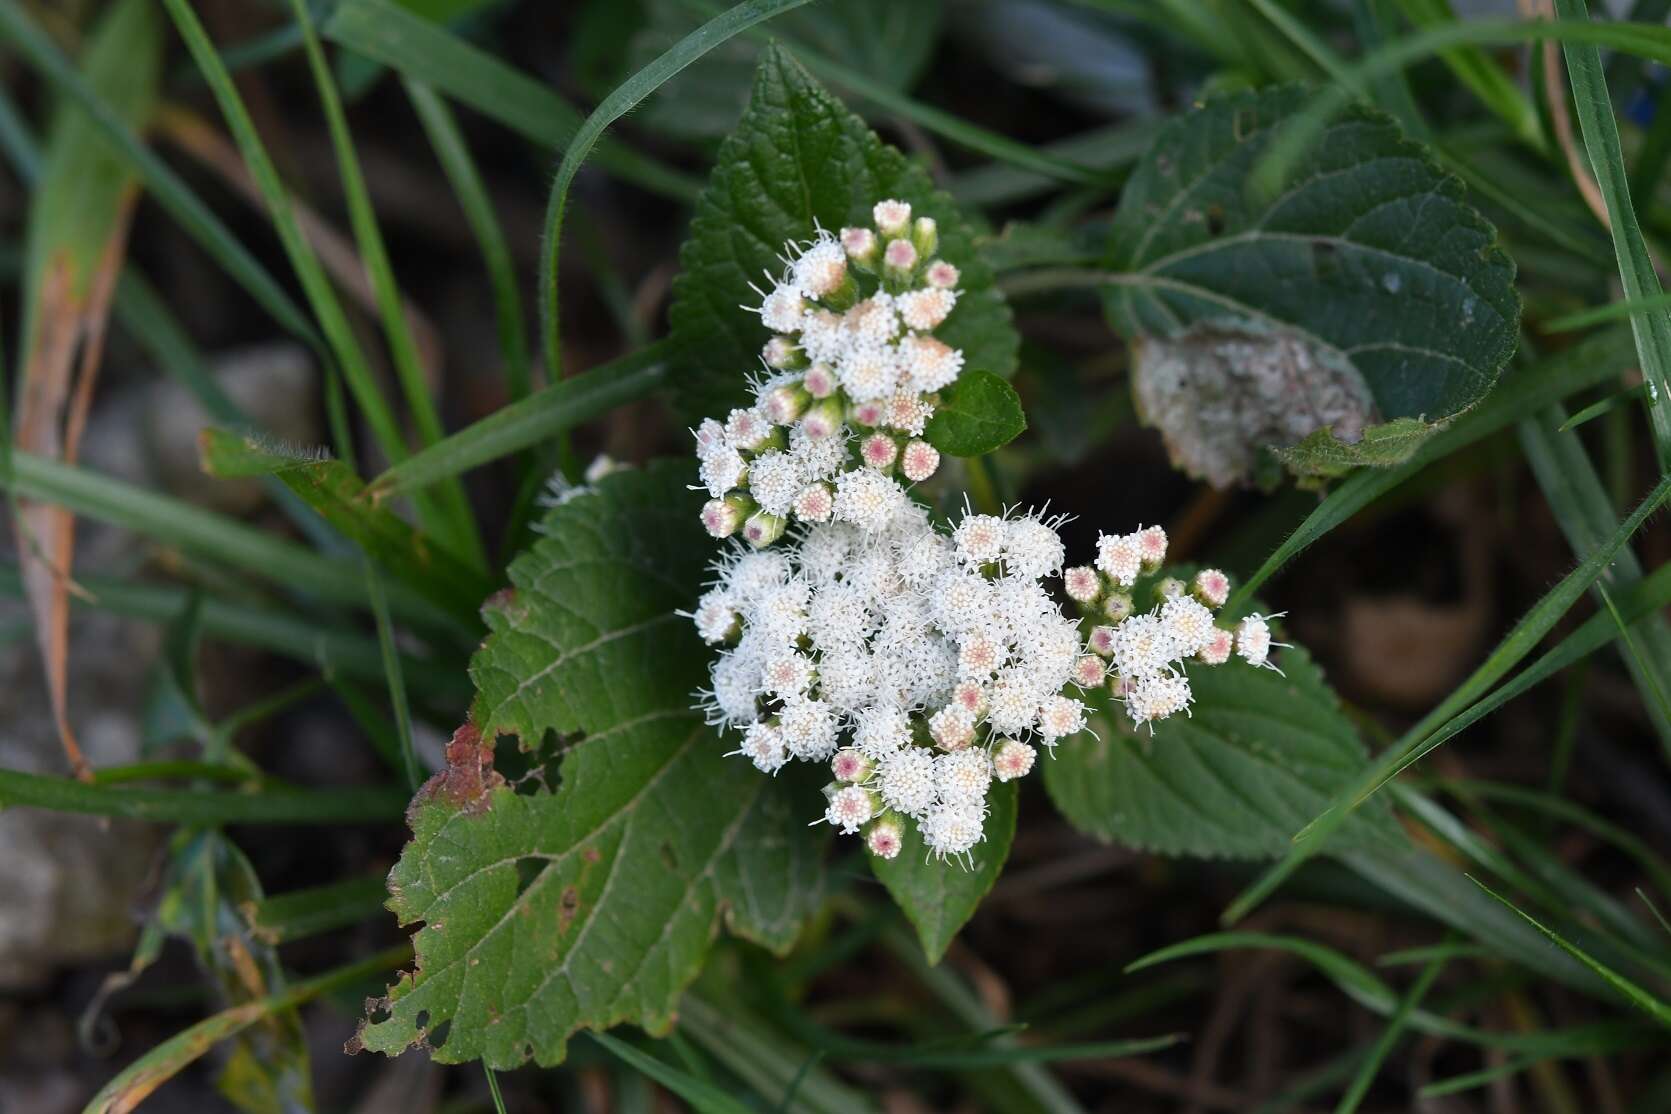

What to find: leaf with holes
left=354, top=463, right=826, bottom=1068
left=1041, top=647, right=1398, bottom=858
left=668, top=43, right=1017, bottom=427
left=1104, top=85, right=1518, bottom=486
left=870, top=780, right=1017, bottom=963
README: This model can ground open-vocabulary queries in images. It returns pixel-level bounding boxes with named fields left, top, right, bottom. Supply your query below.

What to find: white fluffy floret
left=935, top=749, right=991, bottom=804
left=877, top=747, right=937, bottom=816
left=832, top=470, right=906, bottom=532
left=921, top=801, right=985, bottom=860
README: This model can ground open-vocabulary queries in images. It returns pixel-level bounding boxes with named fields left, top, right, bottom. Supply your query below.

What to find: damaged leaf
left=1104, top=85, right=1518, bottom=485
left=355, top=463, right=826, bottom=1068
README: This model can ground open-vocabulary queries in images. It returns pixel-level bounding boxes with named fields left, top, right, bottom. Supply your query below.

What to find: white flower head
left=780, top=696, right=839, bottom=760
left=748, top=451, right=802, bottom=517
left=992, top=738, right=1036, bottom=782
left=1095, top=532, right=1142, bottom=586
left=698, top=442, right=746, bottom=498
left=824, top=784, right=875, bottom=834
left=1036, top=695, right=1088, bottom=743
left=953, top=514, right=1006, bottom=565
left=757, top=282, right=805, bottom=333
left=900, top=439, right=940, bottom=483
left=1198, top=627, right=1233, bottom=666
left=897, top=287, right=957, bottom=331
left=792, top=233, right=849, bottom=300
left=1003, top=514, right=1067, bottom=579
left=1236, top=612, right=1287, bottom=671
left=832, top=469, right=906, bottom=532
left=921, top=800, right=985, bottom=862
left=740, top=720, right=788, bottom=773
left=1160, top=596, right=1216, bottom=658
left=877, top=746, right=937, bottom=816
left=1127, top=671, right=1192, bottom=728
left=935, top=749, right=991, bottom=804
left=1064, top=565, right=1100, bottom=604
left=1193, top=568, right=1231, bottom=608
left=873, top=198, right=912, bottom=236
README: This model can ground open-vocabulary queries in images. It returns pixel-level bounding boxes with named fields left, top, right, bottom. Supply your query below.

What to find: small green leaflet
left=922, top=370, right=1026, bottom=457
left=668, top=44, right=1018, bottom=433
left=871, top=780, right=1017, bottom=963
left=1103, top=85, right=1518, bottom=485
left=355, top=464, right=825, bottom=1068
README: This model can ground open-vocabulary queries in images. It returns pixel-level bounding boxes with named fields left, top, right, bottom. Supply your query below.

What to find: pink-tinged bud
left=884, top=238, right=919, bottom=275
left=873, top=198, right=912, bottom=236
left=700, top=492, right=756, bottom=538
left=865, top=814, right=904, bottom=859
left=1156, top=577, right=1186, bottom=600
left=832, top=748, right=873, bottom=783
left=803, top=362, right=838, bottom=399
left=793, top=482, right=834, bottom=523
left=925, top=260, right=960, bottom=289
left=1102, top=592, right=1134, bottom=623
left=897, top=288, right=956, bottom=331
left=887, top=394, right=934, bottom=437
left=1063, top=565, right=1100, bottom=605
left=694, top=417, right=725, bottom=453
left=1072, top=655, right=1107, bottom=688
left=911, top=216, right=938, bottom=258
left=726, top=407, right=772, bottom=451
left=1137, top=525, right=1168, bottom=571
left=824, top=784, right=877, bottom=834
left=762, top=335, right=804, bottom=370
left=992, top=738, right=1036, bottom=782
left=951, top=679, right=988, bottom=717
left=742, top=510, right=787, bottom=548
left=1109, top=674, right=1138, bottom=699
left=764, top=381, right=811, bottom=424
left=929, top=705, right=976, bottom=751
left=1088, top=625, right=1118, bottom=657
left=1193, top=568, right=1231, bottom=608
left=850, top=398, right=886, bottom=427
left=799, top=397, right=845, bottom=440
left=1198, top=627, right=1233, bottom=665
left=900, top=439, right=940, bottom=483
left=841, top=225, right=878, bottom=270
left=861, top=432, right=899, bottom=471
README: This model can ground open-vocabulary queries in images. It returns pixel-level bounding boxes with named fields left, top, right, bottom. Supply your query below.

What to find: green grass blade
left=0, top=766, right=406, bottom=824
left=949, top=121, right=1159, bottom=207
left=536, top=0, right=814, bottom=382
left=0, top=0, right=317, bottom=344
left=403, top=77, right=530, bottom=402
left=1226, top=471, right=1671, bottom=924
left=1467, top=876, right=1671, bottom=1027
left=1225, top=329, right=1636, bottom=613
left=590, top=1033, right=756, bottom=1114
left=1554, top=0, right=1671, bottom=471
left=1555, top=386, right=1643, bottom=431
left=244, top=874, right=389, bottom=945
left=286, top=0, right=485, bottom=569
left=322, top=0, right=701, bottom=202
left=1391, top=0, right=1544, bottom=150
left=158, top=0, right=453, bottom=538
left=369, top=341, right=670, bottom=497
left=1545, top=290, right=1671, bottom=332
left=365, top=561, right=422, bottom=793
left=1334, top=941, right=1450, bottom=1113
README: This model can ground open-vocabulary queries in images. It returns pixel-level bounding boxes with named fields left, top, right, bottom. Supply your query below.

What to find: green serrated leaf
left=1042, top=648, right=1396, bottom=858
left=1104, top=84, right=1518, bottom=486
left=668, top=43, right=1017, bottom=421
left=1272, top=415, right=1437, bottom=479
left=356, top=463, right=826, bottom=1068
left=922, top=370, right=1027, bottom=458
left=870, top=780, right=1017, bottom=963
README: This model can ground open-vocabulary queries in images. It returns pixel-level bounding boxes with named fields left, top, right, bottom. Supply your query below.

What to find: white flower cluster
left=1065, top=527, right=1282, bottom=728
left=691, top=199, right=965, bottom=549
left=691, top=503, right=1090, bottom=865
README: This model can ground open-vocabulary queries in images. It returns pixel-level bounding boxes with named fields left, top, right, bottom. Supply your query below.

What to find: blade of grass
left=404, top=77, right=530, bottom=403
left=1556, top=385, right=1644, bottom=431
left=286, top=0, right=484, bottom=569
left=1521, top=408, right=1671, bottom=760
left=243, top=874, right=390, bottom=945
left=536, top=0, right=813, bottom=383
left=365, top=561, right=422, bottom=793
left=0, top=766, right=406, bottom=825
left=81, top=944, right=409, bottom=1114
left=1334, top=939, right=1451, bottom=1113
left=0, top=0, right=318, bottom=344
left=1226, top=471, right=1671, bottom=924
left=1392, top=0, right=1545, bottom=150
left=1555, top=0, right=1671, bottom=472
left=1467, top=876, right=1671, bottom=1027
left=368, top=341, right=669, bottom=497
left=590, top=1032, right=756, bottom=1114
left=321, top=0, right=700, bottom=202
left=949, top=121, right=1159, bottom=207
left=158, top=0, right=457, bottom=545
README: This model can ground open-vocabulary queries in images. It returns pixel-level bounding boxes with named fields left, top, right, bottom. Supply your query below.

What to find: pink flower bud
left=1063, top=565, right=1100, bottom=604
left=901, top=439, right=940, bottom=482
left=861, top=432, right=899, bottom=470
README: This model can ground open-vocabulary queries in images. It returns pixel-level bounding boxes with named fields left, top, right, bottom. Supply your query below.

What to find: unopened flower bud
left=700, top=492, right=756, bottom=539
left=1192, top=568, right=1231, bottom=609
left=1198, top=627, right=1233, bottom=665
left=849, top=398, right=886, bottom=428
left=912, top=216, right=938, bottom=258
left=1103, top=591, right=1134, bottom=623
left=824, top=784, right=877, bottom=834
left=1156, top=576, right=1186, bottom=600
left=1072, top=655, right=1107, bottom=688
left=742, top=510, right=787, bottom=548
left=800, top=397, right=845, bottom=440
left=1088, top=624, right=1117, bottom=657
left=861, top=431, right=899, bottom=471
left=883, top=238, right=919, bottom=284
left=1095, top=531, right=1142, bottom=586
left=1063, top=565, right=1101, bottom=605
left=865, top=814, right=904, bottom=859
left=925, top=260, right=960, bottom=289
left=832, top=748, right=873, bottom=783
left=873, top=198, right=912, bottom=237
left=992, top=738, right=1036, bottom=782
left=900, top=439, right=940, bottom=483
left=762, top=335, right=804, bottom=370
left=841, top=225, right=878, bottom=270
left=793, top=482, right=834, bottom=523
left=1137, top=525, right=1168, bottom=571
left=764, top=381, right=811, bottom=424
left=951, top=679, right=988, bottom=718
left=929, top=705, right=976, bottom=750
left=803, top=362, right=838, bottom=399
left=726, top=407, right=772, bottom=451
